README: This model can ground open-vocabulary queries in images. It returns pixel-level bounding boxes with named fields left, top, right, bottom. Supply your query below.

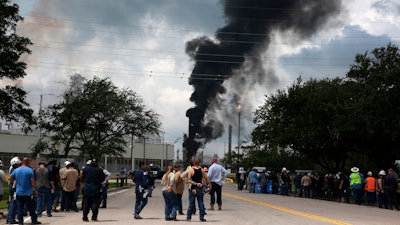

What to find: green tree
left=252, top=78, right=359, bottom=172
left=39, top=76, right=161, bottom=158
left=346, top=43, right=400, bottom=169
left=0, top=0, right=34, bottom=131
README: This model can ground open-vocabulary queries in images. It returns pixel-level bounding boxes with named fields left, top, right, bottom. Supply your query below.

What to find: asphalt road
left=1, top=181, right=399, bottom=225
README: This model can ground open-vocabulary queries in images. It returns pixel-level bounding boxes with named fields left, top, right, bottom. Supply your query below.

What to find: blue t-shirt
left=10, top=166, right=35, bottom=196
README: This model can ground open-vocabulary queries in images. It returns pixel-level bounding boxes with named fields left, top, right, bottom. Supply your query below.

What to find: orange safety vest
left=364, top=177, right=377, bottom=191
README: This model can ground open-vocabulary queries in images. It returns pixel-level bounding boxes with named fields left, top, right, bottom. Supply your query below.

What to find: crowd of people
left=0, top=156, right=112, bottom=224
left=239, top=166, right=400, bottom=211
left=132, top=156, right=228, bottom=222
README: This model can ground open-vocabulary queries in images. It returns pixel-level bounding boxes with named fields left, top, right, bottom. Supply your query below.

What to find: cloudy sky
left=8, top=0, right=400, bottom=158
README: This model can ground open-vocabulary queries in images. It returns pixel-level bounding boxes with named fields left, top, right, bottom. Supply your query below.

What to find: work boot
left=208, top=204, right=214, bottom=210
left=218, top=204, right=222, bottom=210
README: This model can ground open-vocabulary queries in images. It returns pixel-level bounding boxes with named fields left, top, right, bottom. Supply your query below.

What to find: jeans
left=82, top=193, right=101, bottom=220
left=7, top=184, right=17, bottom=223
left=280, top=183, right=289, bottom=196
left=377, top=191, right=388, bottom=208
left=176, top=193, right=183, bottom=213
left=303, top=186, right=311, bottom=198
left=100, top=183, right=108, bottom=207
left=37, top=187, right=53, bottom=215
left=17, top=195, right=38, bottom=224
left=187, top=187, right=205, bottom=220
left=52, top=186, right=61, bottom=207
left=134, top=190, right=148, bottom=214
left=352, top=188, right=363, bottom=205
left=249, top=182, right=256, bottom=193
left=366, top=191, right=375, bottom=204
left=162, top=190, right=177, bottom=220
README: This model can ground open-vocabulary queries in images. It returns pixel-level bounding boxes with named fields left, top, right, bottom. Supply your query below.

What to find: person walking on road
left=81, top=159, right=106, bottom=222
left=9, top=157, right=42, bottom=225
left=207, top=157, right=227, bottom=210
left=186, top=157, right=211, bottom=222
left=133, top=161, right=149, bottom=219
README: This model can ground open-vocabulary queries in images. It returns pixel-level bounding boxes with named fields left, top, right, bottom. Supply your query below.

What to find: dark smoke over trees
left=184, top=0, right=343, bottom=162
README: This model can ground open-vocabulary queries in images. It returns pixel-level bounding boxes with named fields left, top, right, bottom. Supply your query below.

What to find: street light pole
left=237, top=103, right=241, bottom=156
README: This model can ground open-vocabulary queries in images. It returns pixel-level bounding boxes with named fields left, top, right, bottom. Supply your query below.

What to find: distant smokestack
left=184, top=0, right=343, bottom=162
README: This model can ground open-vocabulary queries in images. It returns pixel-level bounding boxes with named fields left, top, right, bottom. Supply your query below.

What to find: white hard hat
left=10, top=157, right=21, bottom=166
left=64, top=160, right=71, bottom=166
left=378, top=170, right=386, bottom=176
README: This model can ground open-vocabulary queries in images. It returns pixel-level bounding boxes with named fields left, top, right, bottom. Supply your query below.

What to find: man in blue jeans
left=35, top=161, right=53, bottom=217
left=10, top=157, right=42, bottom=224
left=186, top=158, right=211, bottom=222
left=248, top=168, right=258, bottom=193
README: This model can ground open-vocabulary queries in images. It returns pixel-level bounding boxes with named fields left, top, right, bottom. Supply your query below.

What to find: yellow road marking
left=223, top=192, right=352, bottom=225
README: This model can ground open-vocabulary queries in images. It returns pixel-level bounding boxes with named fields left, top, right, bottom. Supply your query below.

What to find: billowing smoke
left=184, top=0, right=343, bottom=161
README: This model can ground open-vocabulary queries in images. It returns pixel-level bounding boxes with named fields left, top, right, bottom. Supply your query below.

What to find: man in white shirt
left=207, top=157, right=227, bottom=210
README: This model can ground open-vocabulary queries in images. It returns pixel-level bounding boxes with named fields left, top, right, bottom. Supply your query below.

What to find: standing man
left=119, top=167, right=127, bottom=187
left=349, top=166, right=363, bottom=205
left=6, top=157, right=21, bottom=224
left=173, top=164, right=185, bottom=215
left=186, top=158, right=211, bottom=222
left=280, top=167, right=291, bottom=196
left=47, top=160, right=60, bottom=212
left=133, top=161, right=149, bottom=219
left=81, top=159, right=105, bottom=222
left=60, top=161, right=79, bottom=212
left=99, top=165, right=111, bottom=208
left=236, top=167, right=246, bottom=191
left=9, top=157, right=42, bottom=225
left=248, top=168, right=258, bottom=193
left=35, top=161, right=54, bottom=217
left=364, top=171, right=377, bottom=205
left=207, top=157, right=227, bottom=211
left=384, top=168, right=399, bottom=210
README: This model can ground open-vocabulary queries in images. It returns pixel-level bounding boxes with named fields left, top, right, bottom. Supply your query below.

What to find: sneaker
left=83, top=219, right=90, bottom=222
left=92, top=219, right=99, bottom=222
left=47, top=214, right=52, bottom=217
left=134, top=213, right=143, bottom=219
left=31, top=222, right=42, bottom=224
left=200, top=218, right=207, bottom=222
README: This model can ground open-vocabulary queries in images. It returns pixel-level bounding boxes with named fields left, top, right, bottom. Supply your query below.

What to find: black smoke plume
left=184, top=0, right=343, bottom=162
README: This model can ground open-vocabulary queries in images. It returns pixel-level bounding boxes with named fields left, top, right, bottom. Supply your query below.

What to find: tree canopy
left=37, top=75, right=161, bottom=158
left=251, top=43, right=400, bottom=172
left=0, top=0, right=34, bottom=131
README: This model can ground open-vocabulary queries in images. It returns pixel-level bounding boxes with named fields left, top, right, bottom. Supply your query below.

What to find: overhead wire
left=15, top=1, right=400, bottom=81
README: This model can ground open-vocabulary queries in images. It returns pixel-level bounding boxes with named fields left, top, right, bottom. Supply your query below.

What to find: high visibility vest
left=364, top=177, right=377, bottom=191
